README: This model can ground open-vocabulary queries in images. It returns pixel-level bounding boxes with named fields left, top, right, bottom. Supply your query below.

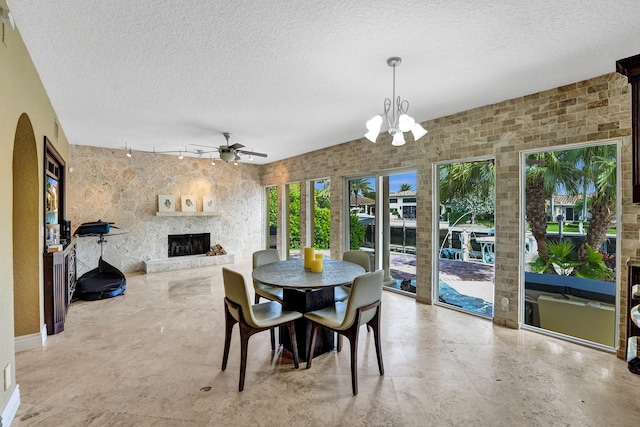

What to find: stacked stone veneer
left=70, top=72, right=640, bottom=358
left=262, top=72, right=638, bottom=358
left=68, top=145, right=263, bottom=275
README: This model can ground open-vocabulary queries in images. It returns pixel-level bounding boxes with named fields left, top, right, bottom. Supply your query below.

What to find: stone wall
left=261, top=72, right=637, bottom=358
left=68, top=145, right=264, bottom=275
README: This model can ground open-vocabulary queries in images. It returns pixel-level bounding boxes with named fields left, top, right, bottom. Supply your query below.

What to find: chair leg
left=337, top=333, right=342, bottom=352
left=287, top=321, right=300, bottom=369
left=270, top=328, right=276, bottom=351
left=238, top=323, right=251, bottom=392
left=348, top=330, right=360, bottom=395
left=305, top=322, right=319, bottom=369
left=370, top=310, right=384, bottom=376
left=221, top=305, right=236, bottom=371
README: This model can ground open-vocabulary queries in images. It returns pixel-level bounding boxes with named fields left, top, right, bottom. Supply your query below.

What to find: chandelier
left=364, top=57, right=428, bottom=146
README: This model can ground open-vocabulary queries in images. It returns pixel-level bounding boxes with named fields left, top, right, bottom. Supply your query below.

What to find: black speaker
left=61, top=220, right=71, bottom=241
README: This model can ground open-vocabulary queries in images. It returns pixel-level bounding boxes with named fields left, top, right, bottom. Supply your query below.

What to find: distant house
left=349, top=194, right=376, bottom=215
left=550, top=194, right=591, bottom=222
left=389, top=190, right=416, bottom=219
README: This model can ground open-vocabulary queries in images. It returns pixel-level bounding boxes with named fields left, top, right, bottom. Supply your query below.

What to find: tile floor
left=12, top=256, right=640, bottom=426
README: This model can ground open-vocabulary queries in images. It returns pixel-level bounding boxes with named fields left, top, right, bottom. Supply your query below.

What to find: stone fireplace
left=168, top=233, right=210, bottom=257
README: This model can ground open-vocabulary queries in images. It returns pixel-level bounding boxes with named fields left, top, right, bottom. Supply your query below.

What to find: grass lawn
left=543, top=222, right=616, bottom=234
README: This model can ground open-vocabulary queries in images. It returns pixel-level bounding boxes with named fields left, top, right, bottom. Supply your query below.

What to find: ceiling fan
left=193, top=132, right=268, bottom=163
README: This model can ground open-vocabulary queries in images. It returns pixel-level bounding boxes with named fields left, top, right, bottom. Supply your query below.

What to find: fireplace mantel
left=156, top=212, right=219, bottom=217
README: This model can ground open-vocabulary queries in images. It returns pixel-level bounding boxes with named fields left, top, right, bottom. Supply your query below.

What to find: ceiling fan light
left=391, top=132, right=406, bottom=146
left=411, top=122, right=428, bottom=140
left=220, top=151, right=235, bottom=162
left=398, top=114, right=415, bottom=132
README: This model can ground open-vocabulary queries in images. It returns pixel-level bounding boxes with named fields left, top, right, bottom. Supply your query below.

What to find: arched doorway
left=13, top=113, right=41, bottom=338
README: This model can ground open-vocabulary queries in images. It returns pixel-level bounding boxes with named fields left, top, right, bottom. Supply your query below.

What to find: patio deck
left=390, top=253, right=495, bottom=315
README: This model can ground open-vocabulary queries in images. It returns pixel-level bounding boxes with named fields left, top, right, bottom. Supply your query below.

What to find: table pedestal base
left=280, top=287, right=334, bottom=361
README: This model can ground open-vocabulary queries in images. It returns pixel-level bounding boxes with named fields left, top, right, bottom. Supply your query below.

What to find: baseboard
left=1, top=384, right=20, bottom=427
left=14, top=324, right=47, bottom=353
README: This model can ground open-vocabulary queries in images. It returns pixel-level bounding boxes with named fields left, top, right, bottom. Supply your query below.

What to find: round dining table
left=251, top=258, right=365, bottom=360
left=251, top=258, right=365, bottom=289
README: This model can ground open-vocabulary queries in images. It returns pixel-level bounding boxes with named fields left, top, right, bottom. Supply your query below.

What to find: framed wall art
left=202, top=195, right=216, bottom=212
left=181, top=195, right=197, bottom=212
left=158, top=195, right=175, bottom=213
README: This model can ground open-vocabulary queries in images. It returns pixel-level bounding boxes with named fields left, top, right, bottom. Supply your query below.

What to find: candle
left=304, top=247, right=315, bottom=269
left=311, top=253, right=323, bottom=273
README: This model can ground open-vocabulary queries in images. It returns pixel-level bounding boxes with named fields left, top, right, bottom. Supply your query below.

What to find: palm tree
left=439, top=160, right=495, bottom=224
left=349, top=178, right=374, bottom=206
left=525, top=150, right=581, bottom=262
left=576, top=145, right=616, bottom=261
left=399, top=183, right=413, bottom=192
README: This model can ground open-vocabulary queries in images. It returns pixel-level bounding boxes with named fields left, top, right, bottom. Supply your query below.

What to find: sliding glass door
left=435, top=159, right=495, bottom=316
left=285, top=182, right=301, bottom=259
left=311, top=178, right=331, bottom=256
left=386, top=172, right=417, bottom=293
left=266, top=185, right=278, bottom=250
left=346, top=171, right=417, bottom=294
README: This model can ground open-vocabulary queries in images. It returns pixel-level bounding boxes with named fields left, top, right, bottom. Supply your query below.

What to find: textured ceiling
left=6, top=1, right=640, bottom=164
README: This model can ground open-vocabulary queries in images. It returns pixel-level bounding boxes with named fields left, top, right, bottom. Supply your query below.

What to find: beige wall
left=68, top=146, right=264, bottom=275
left=262, top=72, right=637, bottom=358
left=0, top=4, right=70, bottom=415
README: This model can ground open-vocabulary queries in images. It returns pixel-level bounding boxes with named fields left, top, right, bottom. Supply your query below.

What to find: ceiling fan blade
left=228, top=143, right=244, bottom=150
left=190, top=143, right=218, bottom=149
left=237, top=150, right=267, bottom=157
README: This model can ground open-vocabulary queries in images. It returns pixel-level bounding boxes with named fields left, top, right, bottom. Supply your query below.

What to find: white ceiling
left=6, top=1, right=640, bottom=164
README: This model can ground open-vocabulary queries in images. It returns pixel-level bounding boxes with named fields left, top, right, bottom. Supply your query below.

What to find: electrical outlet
left=501, top=297, right=509, bottom=311
left=4, top=363, right=11, bottom=391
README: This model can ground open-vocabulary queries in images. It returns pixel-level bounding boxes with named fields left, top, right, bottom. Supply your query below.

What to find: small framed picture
left=203, top=195, right=216, bottom=212
left=158, top=195, right=175, bottom=213
left=181, top=195, right=197, bottom=212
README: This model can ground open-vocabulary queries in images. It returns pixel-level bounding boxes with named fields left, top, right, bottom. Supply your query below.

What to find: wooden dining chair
left=335, top=250, right=371, bottom=302
left=304, top=270, right=384, bottom=395
left=252, top=249, right=285, bottom=350
left=335, top=250, right=373, bottom=349
left=221, top=267, right=302, bottom=391
left=253, top=249, right=284, bottom=304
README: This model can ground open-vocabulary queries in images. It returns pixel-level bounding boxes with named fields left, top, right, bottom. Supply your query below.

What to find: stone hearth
left=144, top=254, right=234, bottom=273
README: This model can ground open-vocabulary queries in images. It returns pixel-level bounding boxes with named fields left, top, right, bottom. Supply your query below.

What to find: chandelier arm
left=399, top=99, right=410, bottom=115
left=383, top=98, right=393, bottom=130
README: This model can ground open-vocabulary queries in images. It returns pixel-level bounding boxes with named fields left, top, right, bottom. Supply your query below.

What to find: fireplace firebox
left=168, top=233, right=210, bottom=257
